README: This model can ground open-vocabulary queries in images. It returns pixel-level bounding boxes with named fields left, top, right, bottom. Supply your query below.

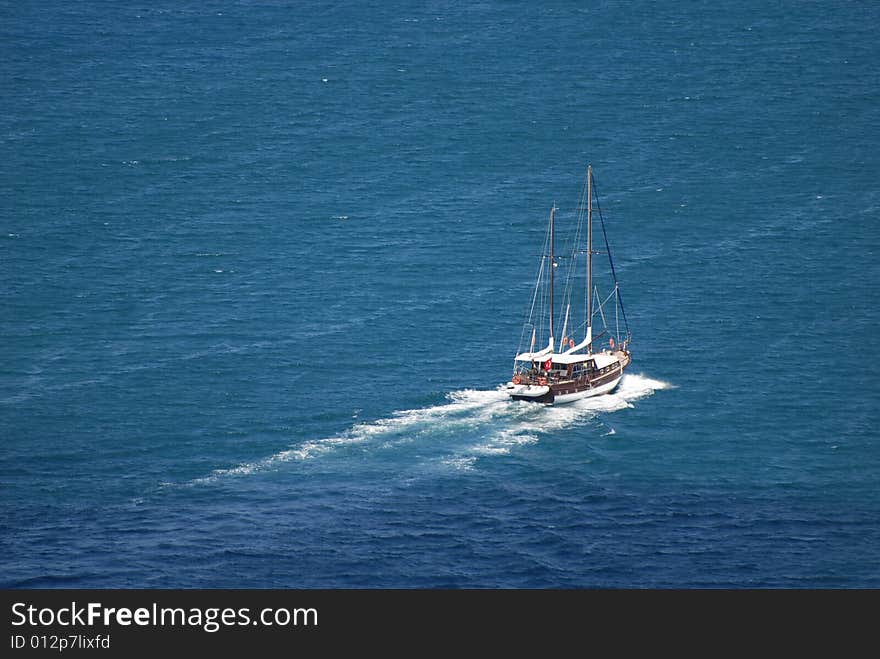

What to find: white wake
left=446, top=373, right=671, bottom=468
left=186, top=373, right=671, bottom=484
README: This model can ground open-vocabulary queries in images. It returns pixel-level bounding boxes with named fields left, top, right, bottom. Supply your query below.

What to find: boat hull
left=507, top=353, right=630, bottom=405
left=552, top=374, right=622, bottom=403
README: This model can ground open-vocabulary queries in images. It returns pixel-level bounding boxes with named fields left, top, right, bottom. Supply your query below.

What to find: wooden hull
left=507, top=353, right=630, bottom=405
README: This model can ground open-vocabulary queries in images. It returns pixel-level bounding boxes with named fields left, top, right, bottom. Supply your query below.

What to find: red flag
left=543, top=358, right=552, bottom=371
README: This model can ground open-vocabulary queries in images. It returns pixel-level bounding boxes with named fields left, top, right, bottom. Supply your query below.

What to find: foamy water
left=187, top=374, right=671, bottom=484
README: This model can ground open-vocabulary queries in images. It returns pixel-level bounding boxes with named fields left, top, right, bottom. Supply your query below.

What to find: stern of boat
left=505, top=383, right=554, bottom=404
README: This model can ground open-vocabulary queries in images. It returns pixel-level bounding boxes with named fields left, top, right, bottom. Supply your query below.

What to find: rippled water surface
left=2, top=1, right=878, bottom=587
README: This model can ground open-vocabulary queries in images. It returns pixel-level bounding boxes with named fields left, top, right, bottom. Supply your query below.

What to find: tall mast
left=586, top=165, right=593, bottom=349
left=549, top=205, right=556, bottom=345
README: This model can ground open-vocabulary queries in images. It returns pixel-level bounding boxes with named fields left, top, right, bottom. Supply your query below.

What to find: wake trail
left=447, top=373, right=671, bottom=468
left=181, top=373, right=671, bottom=485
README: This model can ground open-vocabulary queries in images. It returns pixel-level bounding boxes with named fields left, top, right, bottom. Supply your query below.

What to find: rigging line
left=523, top=216, right=552, bottom=324
left=558, top=172, right=591, bottom=334
left=579, top=170, right=590, bottom=330
left=571, top=318, right=588, bottom=333
left=542, top=209, right=554, bottom=348
left=516, top=220, right=551, bottom=358
left=595, top=285, right=609, bottom=331
left=560, top=230, right=581, bottom=319
left=525, top=262, right=542, bottom=322
left=533, top=225, right=549, bottom=352
left=596, top=286, right=618, bottom=310
left=615, top=287, right=620, bottom=343
left=567, top=178, right=588, bottom=297
left=535, top=260, right=547, bottom=352
left=591, top=177, right=630, bottom=335
left=527, top=256, right=546, bottom=325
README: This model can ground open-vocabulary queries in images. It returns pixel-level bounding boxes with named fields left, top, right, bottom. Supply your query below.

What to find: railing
left=513, top=360, right=624, bottom=386
left=513, top=370, right=587, bottom=386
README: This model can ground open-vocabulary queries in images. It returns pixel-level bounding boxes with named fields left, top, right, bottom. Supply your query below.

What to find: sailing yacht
left=506, top=166, right=632, bottom=404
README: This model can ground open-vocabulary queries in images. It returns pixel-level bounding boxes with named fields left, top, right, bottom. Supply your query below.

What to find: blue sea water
left=2, top=0, right=879, bottom=588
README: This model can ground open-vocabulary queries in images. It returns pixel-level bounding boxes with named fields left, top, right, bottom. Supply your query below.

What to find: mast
left=549, top=205, right=556, bottom=347
left=586, top=165, right=593, bottom=350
